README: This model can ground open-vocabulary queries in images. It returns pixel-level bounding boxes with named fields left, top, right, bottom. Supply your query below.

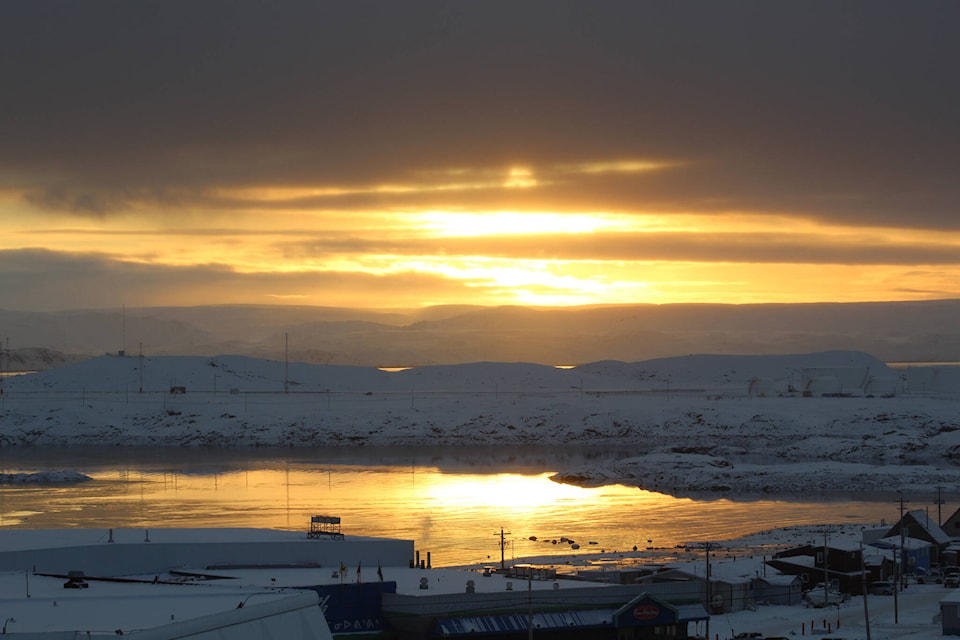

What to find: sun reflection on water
left=0, top=456, right=899, bottom=568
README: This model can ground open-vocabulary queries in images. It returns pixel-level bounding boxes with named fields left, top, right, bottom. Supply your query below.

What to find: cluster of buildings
left=612, top=506, right=960, bottom=636
left=0, top=523, right=714, bottom=640
left=7, top=508, right=960, bottom=639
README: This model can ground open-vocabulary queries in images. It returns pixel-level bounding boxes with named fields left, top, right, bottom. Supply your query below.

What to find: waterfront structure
left=0, top=527, right=709, bottom=639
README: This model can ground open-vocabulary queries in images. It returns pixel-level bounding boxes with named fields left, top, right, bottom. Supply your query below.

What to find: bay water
left=0, top=446, right=917, bottom=567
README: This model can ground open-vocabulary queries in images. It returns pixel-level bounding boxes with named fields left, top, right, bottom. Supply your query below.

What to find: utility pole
left=527, top=571, right=533, bottom=640
left=705, top=542, right=711, bottom=640
left=824, top=531, right=829, bottom=595
left=899, top=491, right=907, bottom=590
left=893, top=546, right=899, bottom=624
left=495, top=528, right=512, bottom=570
left=813, top=528, right=834, bottom=608
left=937, top=485, right=944, bottom=527
left=860, top=542, right=871, bottom=640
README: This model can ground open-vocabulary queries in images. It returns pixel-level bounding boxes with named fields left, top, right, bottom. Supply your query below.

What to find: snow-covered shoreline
left=0, top=470, right=92, bottom=484
left=2, top=350, right=959, bottom=499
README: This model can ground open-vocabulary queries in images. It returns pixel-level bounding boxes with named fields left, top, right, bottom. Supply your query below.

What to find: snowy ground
left=717, top=585, right=945, bottom=640
left=2, top=350, right=959, bottom=500
left=3, top=351, right=960, bottom=637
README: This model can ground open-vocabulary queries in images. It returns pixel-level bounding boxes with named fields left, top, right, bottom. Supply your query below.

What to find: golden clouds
left=414, top=211, right=624, bottom=237
left=554, top=160, right=678, bottom=175
left=3, top=157, right=960, bottom=310
left=208, top=159, right=672, bottom=209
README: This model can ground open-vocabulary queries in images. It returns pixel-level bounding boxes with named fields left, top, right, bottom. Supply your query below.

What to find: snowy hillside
left=2, top=351, right=960, bottom=499
left=2, top=349, right=902, bottom=394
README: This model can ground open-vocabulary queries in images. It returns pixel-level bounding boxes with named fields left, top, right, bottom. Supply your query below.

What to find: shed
left=943, top=590, right=960, bottom=636
left=634, top=568, right=753, bottom=613
left=752, top=574, right=803, bottom=605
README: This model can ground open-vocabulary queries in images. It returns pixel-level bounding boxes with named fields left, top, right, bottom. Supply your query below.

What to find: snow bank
left=0, top=471, right=92, bottom=484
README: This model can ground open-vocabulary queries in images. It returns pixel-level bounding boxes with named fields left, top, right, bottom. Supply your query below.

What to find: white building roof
left=167, top=563, right=612, bottom=597
left=0, top=571, right=331, bottom=639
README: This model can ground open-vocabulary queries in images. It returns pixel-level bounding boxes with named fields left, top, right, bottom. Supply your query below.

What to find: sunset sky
left=1, top=2, right=958, bottom=311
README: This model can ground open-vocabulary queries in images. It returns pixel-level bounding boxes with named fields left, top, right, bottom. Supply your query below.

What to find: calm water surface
left=0, top=447, right=923, bottom=567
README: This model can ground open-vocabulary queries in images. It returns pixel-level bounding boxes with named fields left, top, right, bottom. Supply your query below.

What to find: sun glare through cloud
left=503, top=167, right=537, bottom=189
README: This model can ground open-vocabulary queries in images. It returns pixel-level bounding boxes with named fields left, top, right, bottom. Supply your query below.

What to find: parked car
left=945, top=574, right=960, bottom=588
left=868, top=580, right=894, bottom=595
left=918, top=568, right=943, bottom=584
left=803, top=584, right=849, bottom=607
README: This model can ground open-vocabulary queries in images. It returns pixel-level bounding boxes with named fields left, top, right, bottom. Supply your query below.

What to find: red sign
left=633, top=604, right=660, bottom=621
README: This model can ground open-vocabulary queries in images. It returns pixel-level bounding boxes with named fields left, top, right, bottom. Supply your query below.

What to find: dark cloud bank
left=2, top=1, right=958, bottom=229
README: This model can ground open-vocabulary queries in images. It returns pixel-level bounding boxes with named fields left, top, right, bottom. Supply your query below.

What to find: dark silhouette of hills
left=1, top=300, right=958, bottom=368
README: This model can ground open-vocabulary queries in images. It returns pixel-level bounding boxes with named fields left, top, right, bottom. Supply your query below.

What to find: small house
left=884, top=508, right=951, bottom=569
left=767, top=540, right=867, bottom=595
left=938, top=507, right=960, bottom=543
left=871, top=535, right=933, bottom=578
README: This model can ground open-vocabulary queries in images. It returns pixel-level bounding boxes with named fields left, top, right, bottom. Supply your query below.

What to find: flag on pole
left=377, top=561, right=383, bottom=582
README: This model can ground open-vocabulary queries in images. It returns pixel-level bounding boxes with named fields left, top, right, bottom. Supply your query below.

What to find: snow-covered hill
left=3, top=351, right=959, bottom=498
left=2, top=349, right=904, bottom=393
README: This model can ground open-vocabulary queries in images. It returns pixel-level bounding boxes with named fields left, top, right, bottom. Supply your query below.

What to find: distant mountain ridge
left=0, top=300, right=958, bottom=368
left=2, top=350, right=899, bottom=395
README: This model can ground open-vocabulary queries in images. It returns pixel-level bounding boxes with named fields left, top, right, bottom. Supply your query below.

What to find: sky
left=1, top=1, right=958, bottom=311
